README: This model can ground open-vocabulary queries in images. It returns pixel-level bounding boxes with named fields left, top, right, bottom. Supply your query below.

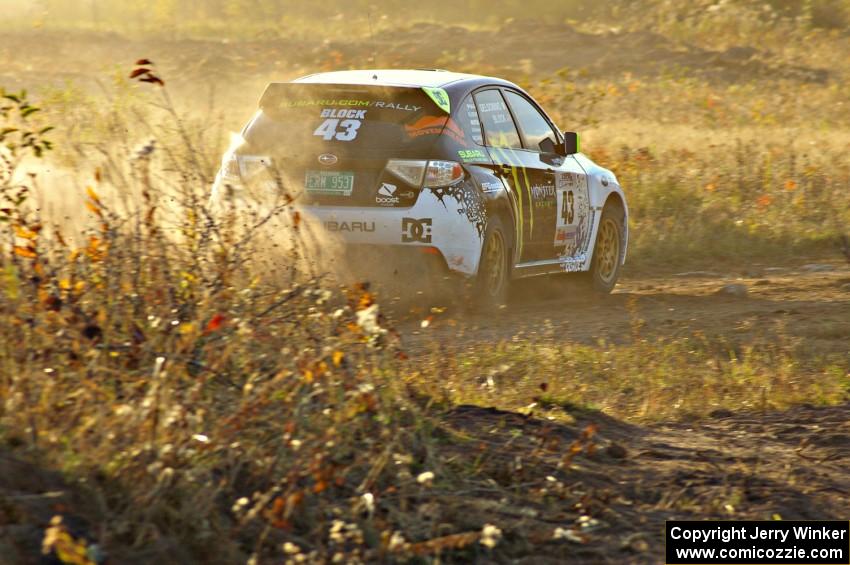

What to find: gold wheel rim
left=597, top=218, right=620, bottom=284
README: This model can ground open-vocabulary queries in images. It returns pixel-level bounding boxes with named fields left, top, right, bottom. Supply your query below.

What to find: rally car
left=211, top=69, right=628, bottom=307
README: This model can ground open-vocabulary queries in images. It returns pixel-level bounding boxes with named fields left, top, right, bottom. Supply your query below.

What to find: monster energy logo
left=489, top=135, right=532, bottom=256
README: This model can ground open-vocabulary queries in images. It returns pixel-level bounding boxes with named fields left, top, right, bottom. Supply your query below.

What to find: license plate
left=304, top=170, right=354, bottom=196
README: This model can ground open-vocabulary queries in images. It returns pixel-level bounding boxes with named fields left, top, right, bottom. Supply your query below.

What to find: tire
left=585, top=203, right=625, bottom=294
left=472, top=216, right=511, bottom=309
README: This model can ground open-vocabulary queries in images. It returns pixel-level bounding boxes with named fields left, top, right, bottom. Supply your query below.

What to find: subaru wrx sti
left=211, top=69, right=628, bottom=307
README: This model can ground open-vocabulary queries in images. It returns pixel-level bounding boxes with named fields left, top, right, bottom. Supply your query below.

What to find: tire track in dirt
left=395, top=263, right=850, bottom=355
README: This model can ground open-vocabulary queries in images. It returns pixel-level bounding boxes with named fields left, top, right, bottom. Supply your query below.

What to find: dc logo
left=401, top=217, right=432, bottom=243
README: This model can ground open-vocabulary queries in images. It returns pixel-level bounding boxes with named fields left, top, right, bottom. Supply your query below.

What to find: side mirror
left=538, top=137, right=557, bottom=154
left=562, top=131, right=580, bottom=155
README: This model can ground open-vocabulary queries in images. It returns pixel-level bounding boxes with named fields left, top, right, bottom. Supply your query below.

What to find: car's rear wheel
left=585, top=203, right=624, bottom=294
left=472, top=217, right=510, bottom=309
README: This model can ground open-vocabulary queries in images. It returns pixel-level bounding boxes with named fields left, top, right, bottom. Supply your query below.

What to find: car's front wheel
left=585, top=203, right=624, bottom=293
left=472, top=217, right=510, bottom=309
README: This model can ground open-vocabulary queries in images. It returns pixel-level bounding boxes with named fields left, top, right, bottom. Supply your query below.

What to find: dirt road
left=397, top=262, right=850, bottom=357
left=444, top=400, right=850, bottom=563
left=401, top=266, right=849, bottom=562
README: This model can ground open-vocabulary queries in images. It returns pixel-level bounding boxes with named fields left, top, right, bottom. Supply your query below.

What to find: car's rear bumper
left=340, top=243, right=453, bottom=287
left=298, top=185, right=486, bottom=277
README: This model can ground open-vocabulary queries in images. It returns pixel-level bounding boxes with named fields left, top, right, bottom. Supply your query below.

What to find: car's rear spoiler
left=258, top=83, right=451, bottom=114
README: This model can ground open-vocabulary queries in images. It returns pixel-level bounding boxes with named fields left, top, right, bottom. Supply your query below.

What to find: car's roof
left=294, top=69, right=504, bottom=90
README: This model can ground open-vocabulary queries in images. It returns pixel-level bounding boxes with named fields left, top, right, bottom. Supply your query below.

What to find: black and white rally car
left=212, top=69, right=628, bottom=306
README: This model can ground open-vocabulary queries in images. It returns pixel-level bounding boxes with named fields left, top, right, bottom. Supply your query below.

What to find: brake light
left=385, top=159, right=425, bottom=187
left=424, top=160, right=463, bottom=187
left=386, top=159, right=463, bottom=188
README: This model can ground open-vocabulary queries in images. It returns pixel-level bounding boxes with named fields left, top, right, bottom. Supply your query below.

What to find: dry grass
left=2, top=3, right=850, bottom=562
left=1, top=84, right=478, bottom=563
left=437, top=326, right=848, bottom=423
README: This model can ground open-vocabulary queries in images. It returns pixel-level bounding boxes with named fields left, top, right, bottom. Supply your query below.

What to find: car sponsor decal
left=421, top=87, right=451, bottom=114
left=559, top=171, right=577, bottom=187
left=324, top=220, right=375, bottom=233
left=554, top=171, right=590, bottom=255
left=405, top=115, right=466, bottom=144
left=555, top=225, right=577, bottom=245
left=278, top=99, right=422, bottom=111
left=479, top=180, right=503, bottom=193
left=320, top=108, right=366, bottom=119
left=531, top=182, right=556, bottom=208
left=401, top=217, right=433, bottom=243
left=463, top=99, right=484, bottom=145
left=559, top=252, right=587, bottom=273
left=530, top=184, right=555, bottom=199
left=371, top=101, right=421, bottom=111
left=280, top=99, right=371, bottom=108
left=428, top=180, right=486, bottom=239
left=376, top=182, right=400, bottom=206
left=457, top=149, right=487, bottom=162
left=313, top=108, right=365, bottom=141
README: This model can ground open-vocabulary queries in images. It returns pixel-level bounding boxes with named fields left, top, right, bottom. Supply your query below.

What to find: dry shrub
left=0, top=87, right=472, bottom=564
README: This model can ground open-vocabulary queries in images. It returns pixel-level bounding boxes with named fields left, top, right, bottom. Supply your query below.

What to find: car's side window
left=473, top=89, right=522, bottom=149
left=453, top=95, right=484, bottom=146
left=503, top=91, right=558, bottom=152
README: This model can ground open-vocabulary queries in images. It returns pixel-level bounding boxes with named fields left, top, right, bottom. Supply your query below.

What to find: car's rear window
left=242, top=83, right=449, bottom=157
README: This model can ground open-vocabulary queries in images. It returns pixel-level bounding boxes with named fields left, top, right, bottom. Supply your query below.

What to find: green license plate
left=304, top=170, right=354, bottom=196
